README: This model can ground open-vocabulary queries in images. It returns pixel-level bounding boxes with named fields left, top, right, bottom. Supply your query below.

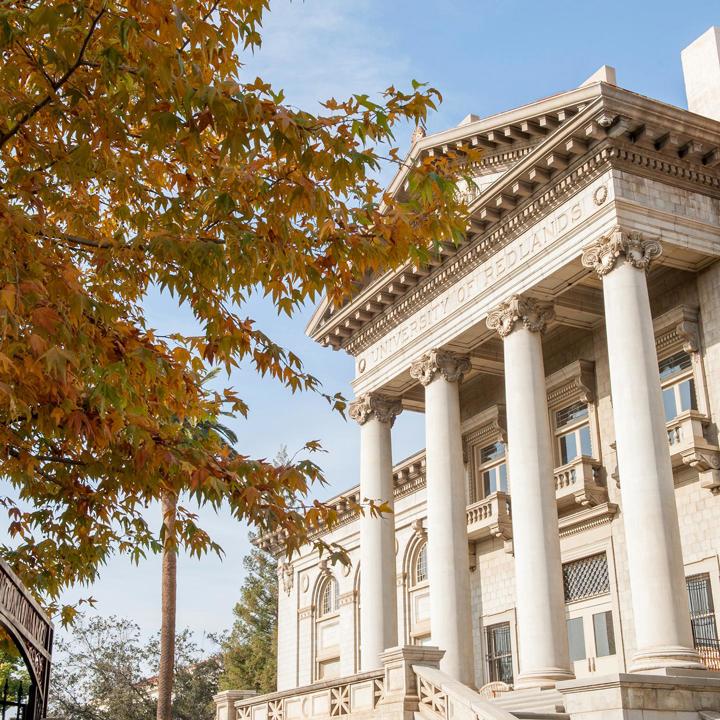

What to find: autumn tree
left=0, top=0, right=476, bottom=711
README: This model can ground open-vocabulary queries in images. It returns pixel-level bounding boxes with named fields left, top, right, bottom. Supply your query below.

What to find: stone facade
left=220, top=30, right=720, bottom=720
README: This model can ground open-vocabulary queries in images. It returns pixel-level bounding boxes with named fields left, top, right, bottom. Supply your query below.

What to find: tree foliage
left=220, top=538, right=278, bottom=693
left=49, top=616, right=221, bottom=720
left=0, top=0, right=476, bottom=619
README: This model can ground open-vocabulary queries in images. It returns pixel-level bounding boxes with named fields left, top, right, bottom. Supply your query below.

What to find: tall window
left=475, top=442, right=508, bottom=498
left=555, top=402, right=592, bottom=465
left=486, top=622, right=513, bottom=684
left=319, top=577, right=339, bottom=616
left=315, top=575, right=340, bottom=680
left=408, top=541, right=431, bottom=645
left=659, top=351, right=697, bottom=422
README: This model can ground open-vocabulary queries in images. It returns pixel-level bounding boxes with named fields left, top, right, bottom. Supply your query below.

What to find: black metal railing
left=0, top=679, right=29, bottom=720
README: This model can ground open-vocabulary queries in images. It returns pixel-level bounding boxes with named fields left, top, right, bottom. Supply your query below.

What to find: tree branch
left=0, top=6, right=106, bottom=149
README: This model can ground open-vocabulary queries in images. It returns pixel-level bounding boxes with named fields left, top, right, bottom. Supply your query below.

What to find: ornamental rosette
left=581, top=227, right=662, bottom=277
left=486, top=294, right=554, bottom=338
left=348, top=393, right=402, bottom=426
left=409, top=349, right=471, bottom=386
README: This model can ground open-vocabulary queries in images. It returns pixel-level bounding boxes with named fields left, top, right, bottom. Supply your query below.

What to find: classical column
left=487, top=296, right=573, bottom=688
left=409, top=350, right=475, bottom=686
left=582, top=228, right=702, bottom=671
left=349, top=393, right=402, bottom=671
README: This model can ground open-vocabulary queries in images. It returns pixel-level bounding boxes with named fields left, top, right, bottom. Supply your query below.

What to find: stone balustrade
left=413, top=664, right=516, bottom=720
left=553, top=457, right=606, bottom=508
left=215, top=671, right=384, bottom=720
left=465, top=492, right=512, bottom=541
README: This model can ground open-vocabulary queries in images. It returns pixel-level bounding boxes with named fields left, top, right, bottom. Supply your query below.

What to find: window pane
left=567, top=617, right=586, bottom=662
left=481, top=442, right=505, bottom=463
left=560, top=432, right=578, bottom=464
left=659, top=351, right=692, bottom=380
left=593, top=611, right=616, bottom=657
left=678, top=378, right=697, bottom=413
left=579, top=424, right=592, bottom=457
left=556, top=402, right=589, bottom=429
left=415, top=545, right=428, bottom=584
left=483, top=468, right=495, bottom=497
left=663, top=387, right=678, bottom=422
left=498, top=463, right=508, bottom=493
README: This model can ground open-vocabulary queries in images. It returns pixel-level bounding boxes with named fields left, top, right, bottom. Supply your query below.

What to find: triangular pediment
left=307, top=81, right=720, bottom=350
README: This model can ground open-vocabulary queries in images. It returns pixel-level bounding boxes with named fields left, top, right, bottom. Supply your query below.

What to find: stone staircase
left=489, top=686, right=568, bottom=720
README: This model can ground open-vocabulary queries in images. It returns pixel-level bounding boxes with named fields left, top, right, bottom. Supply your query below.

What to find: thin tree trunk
left=157, top=492, right=177, bottom=720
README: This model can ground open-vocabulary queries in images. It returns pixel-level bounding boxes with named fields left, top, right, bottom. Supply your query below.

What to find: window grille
left=486, top=622, right=514, bottom=684
left=415, top=544, right=428, bottom=584
left=687, top=574, right=720, bottom=671
left=563, top=553, right=610, bottom=603
left=659, top=351, right=692, bottom=380
left=556, top=402, right=589, bottom=429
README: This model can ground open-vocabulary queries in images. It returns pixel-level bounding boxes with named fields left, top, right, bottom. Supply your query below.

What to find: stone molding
left=279, top=562, right=294, bottom=596
left=348, top=393, right=402, bottom=426
left=486, top=294, right=554, bottom=338
left=653, top=305, right=701, bottom=355
left=581, top=226, right=662, bottom=277
left=545, top=359, right=596, bottom=410
left=409, top=349, right=471, bottom=386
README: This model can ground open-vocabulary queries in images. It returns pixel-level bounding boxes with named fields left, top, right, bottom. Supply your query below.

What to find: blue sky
left=59, top=0, right=719, bottom=644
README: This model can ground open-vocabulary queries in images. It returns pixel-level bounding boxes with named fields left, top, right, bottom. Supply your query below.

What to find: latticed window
left=415, top=544, right=428, bottom=584
left=687, top=574, right=719, bottom=645
left=563, top=553, right=610, bottom=603
left=319, top=577, right=339, bottom=616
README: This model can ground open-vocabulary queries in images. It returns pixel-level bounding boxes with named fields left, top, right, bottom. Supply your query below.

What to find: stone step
left=511, top=713, right=570, bottom=720
left=491, top=687, right=566, bottom=715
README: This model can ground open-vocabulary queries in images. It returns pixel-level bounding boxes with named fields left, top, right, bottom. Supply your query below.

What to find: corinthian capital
left=409, top=349, right=471, bottom=386
left=486, top=294, right=554, bottom=338
left=348, top=393, right=402, bottom=426
left=581, top=227, right=662, bottom=277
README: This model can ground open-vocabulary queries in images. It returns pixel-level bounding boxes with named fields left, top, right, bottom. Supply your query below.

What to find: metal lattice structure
left=563, top=553, right=610, bottom=603
left=0, top=559, right=53, bottom=720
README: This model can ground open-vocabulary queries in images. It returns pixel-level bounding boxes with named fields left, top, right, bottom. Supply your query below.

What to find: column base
left=629, top=645, right=705, bottom=673
left=515, top=666, right=576, bottom=689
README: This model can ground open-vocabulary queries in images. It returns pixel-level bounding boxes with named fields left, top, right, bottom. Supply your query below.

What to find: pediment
left=307, top=82, right=720, bottom=350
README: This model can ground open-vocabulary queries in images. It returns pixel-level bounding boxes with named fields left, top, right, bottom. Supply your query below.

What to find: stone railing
left=466, top=492, right=512, bottom=541
left=413, top=664, right=516, bottom=720
left=215, top=671, right=384, bottom=720
left=553, top=457, right=606, bottom=508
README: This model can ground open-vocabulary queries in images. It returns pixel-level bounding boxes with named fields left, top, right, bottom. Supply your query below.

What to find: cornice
left=311, top=88, right=720, bottom=352
left=343, top=145, right=613, bottom=355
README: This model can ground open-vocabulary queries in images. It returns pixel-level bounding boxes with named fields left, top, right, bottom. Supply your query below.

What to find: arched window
left=319, top=576, right=339, bottom=616
left=415, top=544, right=428, bottom=584
left=407, top=540, right=431, bottom=645
left=314, top=574, right=340, bottom=680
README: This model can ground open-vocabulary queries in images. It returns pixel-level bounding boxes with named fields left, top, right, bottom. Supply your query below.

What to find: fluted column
left=409, top=350, right=475, bottom=686
left=487, top=296, right=573, bottom=688
left=349, top=393, right=402, bottom=671
left=582, top=228, right=702, bottom=672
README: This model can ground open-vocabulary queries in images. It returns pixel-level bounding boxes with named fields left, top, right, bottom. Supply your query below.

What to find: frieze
left=344, top=138, right=720, bottom=364
left=347, top=153, right=612, bottom=364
